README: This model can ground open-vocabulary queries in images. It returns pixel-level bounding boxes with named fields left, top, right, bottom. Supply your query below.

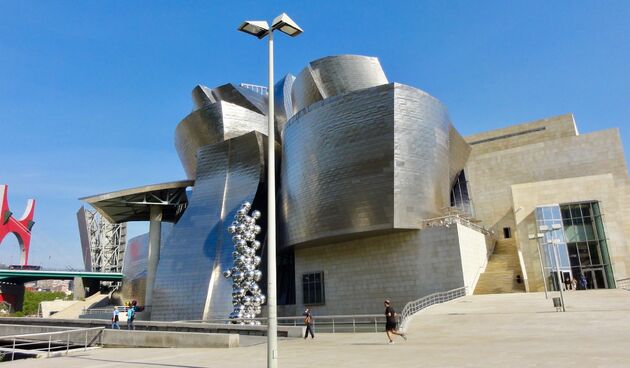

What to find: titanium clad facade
left=280, top=83, right=454, bottom=247
left=291, top=55, right=388, bottom=114
left=120, top=224, right=172, bottom=305
left=152, top=131, right=268, bottom=321
left=274, top=74, right=296, bottom=138
left=392, top=84, right=452, bottom=228
left=175, top=100, right=268, bottom=179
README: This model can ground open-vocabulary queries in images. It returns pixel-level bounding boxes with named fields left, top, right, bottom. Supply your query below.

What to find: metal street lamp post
left=539, top=224, right=566, bottom=312
left=528, top=232, right=548, bottom=299
left=238, top=13, right=303, bottom=368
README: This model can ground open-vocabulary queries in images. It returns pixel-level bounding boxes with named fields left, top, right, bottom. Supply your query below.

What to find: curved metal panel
left=392, top=84, right=452, bottom=228
left=120, top=224, right=172, bottom=305
left=291, top=55, right=388, bottom=115
left=192, top=85, right=216, bottom=111
left=175, top=101, right=267, bottom=179
left=280, top=83, right=452, bottom=247
left=274, top=74, right=295, bottom=138
left=152, top=131, right=267, bottom=321
left=212, top=83, right=268, bottom=115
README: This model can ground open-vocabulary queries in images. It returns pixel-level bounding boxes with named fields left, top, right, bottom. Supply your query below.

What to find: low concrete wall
left=0, top=324, right=71, bottom=336
left=0, top=318, right=304, bottom=338
left=102, top=330, right=239, bottom=348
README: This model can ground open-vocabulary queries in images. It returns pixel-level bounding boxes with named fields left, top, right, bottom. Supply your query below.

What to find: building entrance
left=582, top=268, right=608, bottom=289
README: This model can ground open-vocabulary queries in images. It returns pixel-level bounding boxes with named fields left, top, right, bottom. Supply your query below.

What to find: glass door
left=583, top=268, right=608, bottom=289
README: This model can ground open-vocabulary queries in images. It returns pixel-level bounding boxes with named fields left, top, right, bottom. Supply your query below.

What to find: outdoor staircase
left=474, top=239, right=526, bottom=295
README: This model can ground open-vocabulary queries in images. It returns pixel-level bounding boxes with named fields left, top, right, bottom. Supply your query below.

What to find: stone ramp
left=49, top=293, right=110, bottom=319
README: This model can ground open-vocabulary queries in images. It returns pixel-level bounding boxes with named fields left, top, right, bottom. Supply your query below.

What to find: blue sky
left=1, top=1, right=629, bottom=268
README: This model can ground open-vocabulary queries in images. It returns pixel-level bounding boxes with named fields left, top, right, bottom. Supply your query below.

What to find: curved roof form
left=80, top=180, right=193, bottom=224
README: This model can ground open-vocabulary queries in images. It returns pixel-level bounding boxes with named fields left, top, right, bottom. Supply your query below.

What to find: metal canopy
left=80, top=180, right=193, bottom=224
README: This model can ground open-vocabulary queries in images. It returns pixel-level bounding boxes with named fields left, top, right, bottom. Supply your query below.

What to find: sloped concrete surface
left=10, top=290, right=630, bottom=367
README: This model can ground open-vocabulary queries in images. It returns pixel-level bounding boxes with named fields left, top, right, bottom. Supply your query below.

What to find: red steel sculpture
left=0, top=185, right=35, bottom=265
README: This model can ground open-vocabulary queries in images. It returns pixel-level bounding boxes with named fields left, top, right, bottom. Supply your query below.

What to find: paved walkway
left=9, top=290, right=630, bottom=367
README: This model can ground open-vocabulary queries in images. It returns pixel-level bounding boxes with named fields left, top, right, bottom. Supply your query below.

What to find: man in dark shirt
left=303, top=307, right=314, bottom=339
left=384, top=300, right=406, bottom=344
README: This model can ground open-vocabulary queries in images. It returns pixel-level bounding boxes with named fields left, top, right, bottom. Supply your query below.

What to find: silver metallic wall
left=280, top=81, right=454, bottom=247
left=152, top=131, right=269, bottom=321
left=176, top=83, right=268, bottom=179
left=120, top=224, right=172, bottom=305
left=291, top=55, right=388, bottom=115
left=274, top=74, right=296, bottom=138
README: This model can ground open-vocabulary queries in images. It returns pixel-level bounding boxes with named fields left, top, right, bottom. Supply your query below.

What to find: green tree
left=19, top=291, right=70, bottom=316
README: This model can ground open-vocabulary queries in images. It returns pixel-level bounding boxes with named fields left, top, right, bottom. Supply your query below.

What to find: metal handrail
left=422, top=214, right=494, bottom=235
left=0, top=326, right=104, bottom=361
left=616, top=278, right=630, bottom=290
left=399, top=287, right=467, bottom=332
left=178, top=315, right=389, bottom=333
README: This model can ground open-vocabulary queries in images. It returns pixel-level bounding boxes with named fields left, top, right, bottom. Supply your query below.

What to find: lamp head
left=271, top=13, right=303, bottom=37
left=238, top=20, right=270, bottom=39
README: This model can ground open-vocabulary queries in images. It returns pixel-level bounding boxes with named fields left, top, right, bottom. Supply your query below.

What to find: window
left=503, top=227, right=512, bottom=239
left=302, top=272, right=325, bottom=305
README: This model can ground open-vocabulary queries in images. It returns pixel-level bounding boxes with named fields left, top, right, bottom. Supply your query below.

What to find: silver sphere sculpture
left=223, top=201, right=265, bottom=325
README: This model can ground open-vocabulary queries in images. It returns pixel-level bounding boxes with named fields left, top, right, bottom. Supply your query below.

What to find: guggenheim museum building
left=81, top=55, right=630, bottom=321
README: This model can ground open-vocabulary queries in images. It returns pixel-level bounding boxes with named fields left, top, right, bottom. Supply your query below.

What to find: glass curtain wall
left=561, top=202, right=614, bottom=289
left=535, top=205, right=572, bottom=291
left=450, top=170, right=475, bottom=217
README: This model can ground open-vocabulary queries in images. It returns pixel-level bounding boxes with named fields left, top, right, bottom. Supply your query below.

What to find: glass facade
left=450, top=170, right=475, bottom=217
left=535, top=205, right=571, bottom=291
left=535, top=202, right=614, bottom=291
left=561, top=202, right=614, bottom=289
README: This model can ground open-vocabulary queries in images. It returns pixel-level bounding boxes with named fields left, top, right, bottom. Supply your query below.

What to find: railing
left=82, top=305, right=129, bottom=314
left=421, top=214, right=494, bottom=236
left=398, top=287, right=467, bottom=332
left=0, top=327, right=104, bottom=361
left=239, top=83, right=269, bottom=96
left=616, top=278, right=630, bottom=290
left=178, top=315, right=389, bottom=333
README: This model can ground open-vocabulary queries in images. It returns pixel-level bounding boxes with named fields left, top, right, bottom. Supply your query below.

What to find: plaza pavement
left=10, top=289, right=630, bottom=367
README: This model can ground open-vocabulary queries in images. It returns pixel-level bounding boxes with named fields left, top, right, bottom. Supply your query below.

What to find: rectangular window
left=503, top=227, right=512, bottom=239
left=302, top=272, right=325, bottom=305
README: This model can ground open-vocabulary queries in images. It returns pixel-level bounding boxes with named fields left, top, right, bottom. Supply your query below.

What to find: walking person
left=384, top=300, right=406, bottom=344
left=580, top=274, right=588, bottom=290
left=571, top=278, right=578, bottom=291
left=303, top=307, right=315, bottom=339
left=564, top=277, right=572, bottom=291
left=126, top=305, right=135, bottom=330
left=111, top=307, right=120, bottom=329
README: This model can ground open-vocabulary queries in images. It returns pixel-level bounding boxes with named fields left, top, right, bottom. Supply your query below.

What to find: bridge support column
left=0, top=283, right=25, bottom=313
left=73, top=277, right=100, bottom=300
left=144, top=205, right=162, bottom=319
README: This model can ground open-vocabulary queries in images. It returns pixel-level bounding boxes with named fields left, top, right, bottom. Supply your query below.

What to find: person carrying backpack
left=127, top=306, right=135, bottom=330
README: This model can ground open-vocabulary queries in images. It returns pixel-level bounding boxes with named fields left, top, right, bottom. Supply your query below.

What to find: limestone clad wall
left=289, top=224, right=487, bottom=316
left=465, top=127, right=628, bottom=236
left=511, top=174, right=630, bottom=291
